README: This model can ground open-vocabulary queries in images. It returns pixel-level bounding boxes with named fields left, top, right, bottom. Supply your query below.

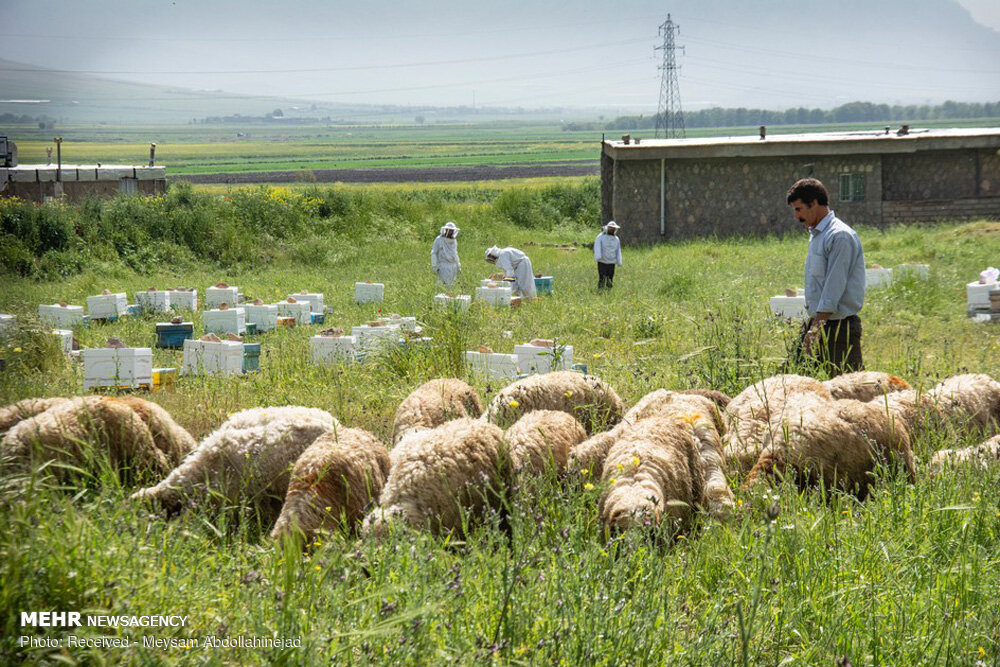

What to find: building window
left=839, top=173, right=866, bottom=202
left=119, top=178, right=138, bottom=195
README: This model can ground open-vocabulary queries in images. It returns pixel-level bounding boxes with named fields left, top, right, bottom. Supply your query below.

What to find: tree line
left=563, top=100, right=1000, bottom=132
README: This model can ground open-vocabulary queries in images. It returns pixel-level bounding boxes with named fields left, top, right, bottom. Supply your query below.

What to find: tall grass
left=2, top=191, right=1000, bottom=664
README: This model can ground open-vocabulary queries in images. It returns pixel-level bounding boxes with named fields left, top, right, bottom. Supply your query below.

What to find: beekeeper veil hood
left=485, top=246, right=501, bottom=263
left=604, top=220, right=620, bottom=234
left=440, top=221, right=460, bottom=238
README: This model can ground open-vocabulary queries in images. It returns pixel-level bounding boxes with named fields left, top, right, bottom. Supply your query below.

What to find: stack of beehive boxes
left=464, top=349, right=520, bottom=380
left=135, top=289, right=172, bottom=314
left=769, top=289, right=807, bottom=319
left=277, top=298, right=312, bottom=324
left=434, top=294, right=471, bottom=311
left=311, top=333, right=359, bottom=365
left=83, top=346, right=153, bottom=389
left=205, top=284, right=239, bottom=309
left=513, top=340, right=574, bottom=374
left=38, top=303, right=85, bottom=328
left=169, top=288, right=198, bottom=311
left=203, top=306, right=246, bottom=335
left=182, top=338, right=244, bottom=376
left=86, top=292, right=128, bottom=320
left=244, top=302, right=279, bottom=332
left=475, top=283, right=513, bottom=307
left=355, top=282, right=384, bottom=303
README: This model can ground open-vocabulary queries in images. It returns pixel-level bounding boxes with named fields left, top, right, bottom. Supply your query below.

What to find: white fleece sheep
left=0, top=397, right=70, bottom=435
left=723, top=374, right=832, bottom=474
left=392, top=378, right=483, bottom=445
left=1, top=396, right=171, bottom=483
left=599, top=412, right=734, bottom=532
left=823, top=371, right=911, bottom=402
left=926, top=373, right=1000, bottom=430
left=504, top=409, right=587, bottom=475
left=271, top=427, right=390, bottom=541
left=484, top=371, right=624, bottom=434
left=132, top=406, right=339, bottom=520
left=864, top=389, right=941, bottom=436
left=362, top=418, right=510, bottom=537
left=569, top=389, right=726, bottom=477
left=742, top=394, right=916, bottom=498
left=929, top=434, right=1000, bottom=474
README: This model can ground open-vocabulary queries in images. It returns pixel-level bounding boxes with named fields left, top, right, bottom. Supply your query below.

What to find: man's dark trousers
left=597, top=262, right=615, bottom=289
left=792, top=315, right=863, bottom=377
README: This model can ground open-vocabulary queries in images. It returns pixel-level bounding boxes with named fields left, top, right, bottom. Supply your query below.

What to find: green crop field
left=2, top=184, right=1000, bottom=664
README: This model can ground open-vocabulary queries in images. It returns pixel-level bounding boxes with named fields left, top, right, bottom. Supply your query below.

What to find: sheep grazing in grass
left=0, top=397, right=70, bottom=435
left=723, top=374, right=832, bottom=474
left=1, top=397, right=172, bottom=483
left=484, top=371, right=624, bottom=434
left=362, top=418, right=510, bottom=538
left=929, top=434, right=1000, bottom=474
left=391, top=378, right=483, bottom=445
left=599, top=412, right=734, bottom=532
left=132, top=406, right=339, bottom=521
left=271, top=427, right=390, bottom=541
left=569, top=390, right=725, bottom=477
left=823, top=371, right=911, bottom=402
left=742, top=395, right=916, bottom=499
left=926, top=373, right=1000, bottom=430
left=504, top=410, right=587, bottom=475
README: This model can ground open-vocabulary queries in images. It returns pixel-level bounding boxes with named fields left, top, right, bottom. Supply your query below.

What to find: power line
left=655, top=14, right=684, bottom=139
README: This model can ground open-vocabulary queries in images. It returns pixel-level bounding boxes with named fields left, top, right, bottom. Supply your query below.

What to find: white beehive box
left=865, top=268, right=894, bottom=288
left=351, top=323, right=402, bottom=351
left=769, top=295, right=808, bottom=319
left=0, top=314, right=15, bottom=337
left=384, top=315, right=418, bottom=332
left=52, top=329, right=73, bottom=355
left=182, top=339, right=244, bottom=376
left=967, top=281, right=998, bottom=311
left=86, top=292, right=128, bottom=320
left=434, top=294, right=471, bottom=311
left=514, top=343, right=574, bottom=374
left=354, top=282, right=384, bottom=303
left=38, top=303, right=84, bottom=327
left=289, top=291, right=325, bottom=313
left=897, top=264, right=930, bottom=280
left=135, top=290, right=171, bottom=314
left=475, top=285, right=513, bottom=306
left=203, top=307, right=246, bottom=335
left=169, top=289, right=198, bottom=311
left=244, top=304, right=279, bottom=332
left=83, top=347, right=153, bottom=389
left=310, top=335, right=358, bottom=364
left=205, top=285, right=239, bottom=309
left=277, top=300, right=313, bottom=324
left=465, top=351, right=520, bottom=380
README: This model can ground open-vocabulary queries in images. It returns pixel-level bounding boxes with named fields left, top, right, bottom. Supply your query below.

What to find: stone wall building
left=601, top=127, right=1000, bottom=243
left=0, top=165, right=166, bottom=203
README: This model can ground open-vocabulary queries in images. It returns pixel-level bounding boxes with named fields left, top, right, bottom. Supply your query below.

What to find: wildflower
left=583, top=483, right=594, bottom=491
left=979, top=647, right=986, bottom=658
left=13, top=347, right=21, bottom=353
left=675, top=413, right=700, bottom=426
left=972, top=492, right=981, bottom=502
left=632, top=456, right=641, bottom=466
left=324, top=506, right=332, bottom=511
left=564, top=391, right=574, bottom=398
left=580, top=468, right=590, bottom=476
left=509, top=400, right=520, bottom=408
left=617, top=463, right=623, bottom=471
left=315, top=565, right=322, bottom=571
left=609, top=477, right=617, bottom=484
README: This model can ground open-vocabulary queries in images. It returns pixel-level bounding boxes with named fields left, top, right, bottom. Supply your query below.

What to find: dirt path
left=175, top=161, right=599, bottom=184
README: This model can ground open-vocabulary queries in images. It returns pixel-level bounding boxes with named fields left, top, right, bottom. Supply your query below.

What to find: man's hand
left=804, top=312, right=831, bottom=355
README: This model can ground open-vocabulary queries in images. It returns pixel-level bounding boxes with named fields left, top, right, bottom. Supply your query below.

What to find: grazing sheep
left=362, top=418, right=510, bottom=537
left=504, top=410, right=587, bottom=475
left=742, top=395, right=916, bottom=499
left=131, top=406, right=339, bottom=520
left=1, top=396, right=170, bottom=483
left=103, top=396, right=195, bottom=466
left=569, top=390, right=725, bottom=477
left=391, top=378, right=483, bottom=445
left=484, top=371, right=624, bottom=434
left=723, top=374, right=832, bottom=474
left=271, top=427, right=390, bottom=541
left=0, top=397, right=70, bottom=435
left=929, top=434, right=1000, bottom=474
left=824, top=371, right=911, bottom=402
left=599, top=413, right=734, bottom=532
left=926, top=373, right=1000, bottom=429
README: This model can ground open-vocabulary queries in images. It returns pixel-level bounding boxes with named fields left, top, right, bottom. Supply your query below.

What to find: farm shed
left=0, top=164, right=166, bottom=203
left=601, top=127, right=1000, bottom=243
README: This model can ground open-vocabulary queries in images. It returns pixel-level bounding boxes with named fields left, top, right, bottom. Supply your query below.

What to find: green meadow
left=2, top=182, right=1000, bottom=664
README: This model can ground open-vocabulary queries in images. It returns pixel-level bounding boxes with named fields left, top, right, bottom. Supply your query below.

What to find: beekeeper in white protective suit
left=431, top=221, right=461, bottom=285
left=484, top=246, right=537, bottom=298
left=594, top=220, right=622, bottom=289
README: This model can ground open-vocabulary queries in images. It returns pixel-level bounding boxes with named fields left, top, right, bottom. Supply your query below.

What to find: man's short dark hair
left=786, top=178, right=829, bottom=206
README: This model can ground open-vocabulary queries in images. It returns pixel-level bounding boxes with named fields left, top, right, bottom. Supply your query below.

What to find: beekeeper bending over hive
left=431, top=221, right=461, bottom=285
left=484, top=246, right=537, bottom=298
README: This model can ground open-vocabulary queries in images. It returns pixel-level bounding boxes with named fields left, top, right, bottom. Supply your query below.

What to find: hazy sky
left=1, top=0, right=999, bottom=111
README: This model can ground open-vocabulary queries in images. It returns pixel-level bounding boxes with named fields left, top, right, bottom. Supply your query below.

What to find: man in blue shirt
left=787, top=178, right=866, bottom=376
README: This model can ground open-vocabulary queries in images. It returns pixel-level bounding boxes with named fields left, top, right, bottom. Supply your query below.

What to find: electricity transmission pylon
left=655, top=14, right=685, bottom=139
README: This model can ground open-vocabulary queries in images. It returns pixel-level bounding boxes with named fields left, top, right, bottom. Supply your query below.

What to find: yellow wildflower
left=583, top=483, right=595, bottom=491
left=564, top=391, right=574, bottom=398
left=13, top=347, right=21, bottom=353
left=632, top=456, right=641, bottom=466
left=509, top=400, right=520, bottom=408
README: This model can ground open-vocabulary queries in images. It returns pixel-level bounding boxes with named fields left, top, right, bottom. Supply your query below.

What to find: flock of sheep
left=2, top=368, right=999, bottom=543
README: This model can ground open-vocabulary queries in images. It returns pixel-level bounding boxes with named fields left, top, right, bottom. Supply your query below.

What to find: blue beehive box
left=155, top=322, right=194, bottom=349
left=243, top=343, right=261, bottom=372
left=534, top=276, right=554, bottom=296
left=245, top=322, right=258, bottom=336
left=310, top=312, right=326, bottom=325
left=572, top=362, right=588, bottom=374
left=126, top=304, right=142, bottom=316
